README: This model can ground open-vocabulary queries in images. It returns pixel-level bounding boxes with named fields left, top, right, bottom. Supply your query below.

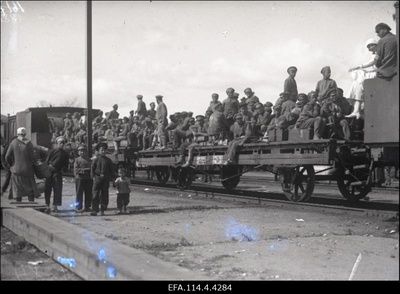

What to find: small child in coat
left=114, top=166, right=131, bottom=214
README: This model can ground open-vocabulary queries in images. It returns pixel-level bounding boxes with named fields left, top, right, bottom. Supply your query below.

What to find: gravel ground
left=1, top=226, right=81, bottom=280
left=2, top=172, right=399, bottom=281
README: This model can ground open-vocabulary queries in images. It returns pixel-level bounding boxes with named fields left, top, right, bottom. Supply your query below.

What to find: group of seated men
left=53, top=84, right=359, bottom=166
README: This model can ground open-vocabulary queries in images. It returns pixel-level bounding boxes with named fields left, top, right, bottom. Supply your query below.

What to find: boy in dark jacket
left=74, top=145, right=93, bottom=212
left=91, top=142, right=115, bottom=216
left=45, top=136, right=69, bottom=213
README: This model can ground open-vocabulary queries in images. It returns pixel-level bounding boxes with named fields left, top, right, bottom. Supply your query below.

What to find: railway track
left=61, top=172, right=399, bottom=219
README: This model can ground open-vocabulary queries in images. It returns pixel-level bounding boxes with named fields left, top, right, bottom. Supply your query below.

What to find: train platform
left=1, top=170, right=399, bottom=280
left=0, top=171, right=207, bottom=280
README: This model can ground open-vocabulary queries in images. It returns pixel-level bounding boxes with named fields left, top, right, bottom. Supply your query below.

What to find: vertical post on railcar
left=86, top=0, right=93, bottom=158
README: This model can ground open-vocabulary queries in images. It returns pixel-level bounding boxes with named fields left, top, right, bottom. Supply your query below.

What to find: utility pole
left=86, top=0, right=93, bottom=158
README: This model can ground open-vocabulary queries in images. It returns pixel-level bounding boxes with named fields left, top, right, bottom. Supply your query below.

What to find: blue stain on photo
left=57, top=257, right=76, bottom=268
left=107, top=267, right=116, bottom=278
left=225, top=217, right=259, bottom=242
left=98, top=249, right=106, bottom=260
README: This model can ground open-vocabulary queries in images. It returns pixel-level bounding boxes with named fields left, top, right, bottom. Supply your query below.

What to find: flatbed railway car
left=138, top=137, right=371, bottom=202
left=137, top=2, right=399, bottom=203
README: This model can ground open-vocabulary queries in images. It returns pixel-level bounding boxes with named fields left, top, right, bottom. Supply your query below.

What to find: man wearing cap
left=284, top=66, right=298, bottom=102
left=112, top=117, right=130, bottom=155
left=224, top=113, right=256, bottom=165
left=253, top=102, right=272, bottom=136
left=136, top=95, right=147, bottom=117
left=44, top=136, right=69, bottom=213
left=5, top=128, right=39, bottom=202
left=222, top=88, right=239, bottom=126
left=207, top=93, right=220, bottom=113
left=172, top=111, right=192, bottom=149
left=147, top=102, right=156, bottom=120
left=315, top=66, right=337, bottom=103
left=63, top=113, right=74, bottom=141
left=320, top=89, right=351, bottom=140
left=244, top=88, right=260, bottom=112
left=107, top=104, right=120, bottom=121
left=176, top=114, right=208, bottom=166
left=74, top=145, right=93, bottom=212
left=374, top=23, right=397, bottom=79
left=295, top=92, right=325, bottom=140
left=275, top=92, right=289, bottom=108
left=154, top=95, right=168, bottom=149
left=238, top=102, right=253, bottom=122
left=90, top=142, right=115, bottom=216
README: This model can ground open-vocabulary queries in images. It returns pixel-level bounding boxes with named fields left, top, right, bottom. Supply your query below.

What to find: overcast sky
left=1, top=1, right=397, bottom=118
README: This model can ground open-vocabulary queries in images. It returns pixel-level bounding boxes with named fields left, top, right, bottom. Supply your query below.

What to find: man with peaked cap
left=275, top=92, right=289, bottom=107
left=320, top=88, right=351, bottom=140
left=207, top=93, right=220, bottom=113
left=284, top=66, right=298, bottom=102
left=244, top=87, right=260, bottom=112
left=315, top=66, right=337, bottom=103
left=222, top=88, right=239, bottom=126
left=107, top=104, right=120, bottom=121
left=374, top=22, right=397, bottom=79
left=238, top=102, right=253, bottom=122
left=150, top=95, right=168, bottom=150
left=254, top=102, right=272, bottom=136
left=295, top=91, right=325, bottom=140
left=136, top=94, right=147, bottom=117
left=224, top=113, right=256, bottom=165
left=44, top=136, right=69, bottom=213
left=74, top=145, right=93, bottom=212
left=90, top=142, right=115, bottom=216
left=5, top=127, right=39, bottom=202
left=147, top=102, right=156, bottom=120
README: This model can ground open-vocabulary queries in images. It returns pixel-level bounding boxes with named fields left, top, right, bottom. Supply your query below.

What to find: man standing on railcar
left=222, top=88, right=239, bottom=126
left=207, top=93, right=220, bottom=113
left=374, top=22, right=397, bottom=79
left=155, top=95, right=168, bottom=150
left=284, top=66, right=298, bottom=102
left=135, top=95, right=147, bottom=117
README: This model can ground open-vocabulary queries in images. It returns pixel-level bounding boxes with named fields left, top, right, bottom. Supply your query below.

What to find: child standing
left=114, top=167, right=131, bottom=214
left=74, top=145, right=92, bottom=212
left=90, top=142, right=115, bottom=216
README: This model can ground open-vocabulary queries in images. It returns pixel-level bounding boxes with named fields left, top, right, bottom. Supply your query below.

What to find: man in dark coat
left=5, top=129, right=38, bottom=202
left=91, top=142, right=115, bottom=216
left=135, top=94, right=147, bottom=117
left=374, top=23, right=397, bottom=79
left=44, top=136, right=69, bottom=213
left=284, top=66, right=298, bottom=102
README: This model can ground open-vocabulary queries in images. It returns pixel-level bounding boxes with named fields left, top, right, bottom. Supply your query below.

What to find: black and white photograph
left=1, top=1, right=398, bottom=284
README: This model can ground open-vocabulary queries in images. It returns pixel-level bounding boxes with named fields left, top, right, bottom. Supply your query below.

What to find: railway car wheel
left=279, top=165, right=315, bottom=202
left=177, top=167, right=194, bottom=191
left=336, top=166, right=371, bottom=201
left=221, top=166, right=240, bottom=190
left=155, top=167, right=170, bottom=184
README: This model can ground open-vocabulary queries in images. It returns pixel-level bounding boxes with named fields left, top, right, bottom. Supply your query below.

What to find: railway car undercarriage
left=137, top=138, right=387, bottom=202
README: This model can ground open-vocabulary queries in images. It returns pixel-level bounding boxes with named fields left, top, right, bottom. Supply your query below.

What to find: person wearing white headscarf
left=347, top=38, right=378, bottom=119
left=5, top=127, right=39, bottom=202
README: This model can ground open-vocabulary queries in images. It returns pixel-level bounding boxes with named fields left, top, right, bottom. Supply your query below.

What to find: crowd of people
left=0, top=21, right=397, bottom=212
